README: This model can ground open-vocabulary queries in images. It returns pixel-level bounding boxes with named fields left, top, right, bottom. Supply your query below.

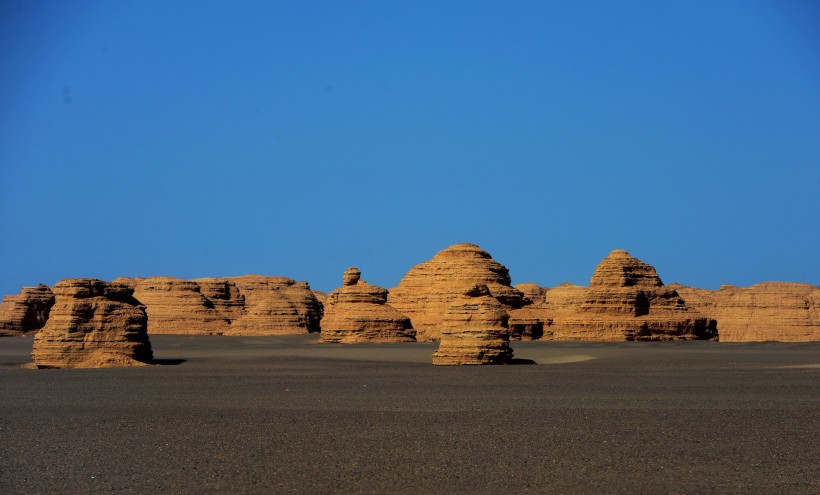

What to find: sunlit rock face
left=544, top=250, right=717, bottom=341
left=432, top=284, right=514, bottom=366
left=320, top=267, right=415, bottom=343
left=388, top=243, right=527, bottom=341
left=670, top=282, right=819, bottom=342
left=120, top=275, right=322, bottom=336
left=32, top=279, right=153, bottom=368
left=0, top=284, right=55, bottom=336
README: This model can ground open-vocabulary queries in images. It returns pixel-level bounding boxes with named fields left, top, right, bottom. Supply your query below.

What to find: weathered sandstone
left=0, top=284, right=54, bottom=336
left=31, top=279, right=153, bottom=368
left=670, top=282, right=818, bottom=341
left=388, top=243, right=527, bottom=341
left=224, top=275, right=322, bottom=335
left=544, top=250, right=717, bottom=341
left=311, top=290, right=328, bottom=306
left=432, top=284, right=514, bottom=365
left=515, top=283, right=547, bottom=305
left=129, top=276, right=230, bottom=335
left=116, top=275, right=322, bottom=335
left=320, top=267, right=415, bottom=343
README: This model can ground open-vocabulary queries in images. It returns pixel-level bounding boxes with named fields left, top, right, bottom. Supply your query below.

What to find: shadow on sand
left=151, top=359, right=187, bottom=366
left=509, top=358, right=537, bottom=365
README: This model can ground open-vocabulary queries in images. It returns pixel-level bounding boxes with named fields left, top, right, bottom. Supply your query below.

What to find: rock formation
left=31, top=279, right=153, bottom=368
left=320, top=267, right=415, bottom=343
left=0, top=284, right=54, bottom=336
left=544, top=250, right=717, bottom=341
left=223, top=275, right=323, bottom=335
left=127, top=276, right=231, bottom=334
left=670, top=282, right=819, bottom=341
left=311, top=290, right=328, bottom=306
left=116, top=275, right=322, bottom=335
left=388, top=243, right=527, bottom=341
left=515, top=283, right=547, bottom=305
left=432, top=284, right=514, bottom=365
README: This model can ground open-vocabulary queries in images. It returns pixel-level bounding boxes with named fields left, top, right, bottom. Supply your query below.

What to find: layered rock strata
left=0, top=284, right=54, bottom=336
left=31, top=279, right=153, bottom=368
left=125, top=276, right=231, bottom=334
left=115, top=275, right=322, bottom=335
left=388, top=243, right=527, bottom=341
left=670, top=282, right=819, bottom=341
left=320, top=267, right=415, bottom=343
left=544, top=250, right=717, bottom=341
left=432, top=284, right=514, bottom=365
left=223, top=275, right=323, bottom=336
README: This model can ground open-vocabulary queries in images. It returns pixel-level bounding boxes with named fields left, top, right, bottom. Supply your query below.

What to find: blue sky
left=1, top=0, right=818, bottom=296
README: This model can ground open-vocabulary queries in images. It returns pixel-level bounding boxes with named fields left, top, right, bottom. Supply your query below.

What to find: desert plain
left=1, top=334, right=818, bottom=494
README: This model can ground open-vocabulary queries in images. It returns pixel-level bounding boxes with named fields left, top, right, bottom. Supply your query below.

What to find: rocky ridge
left=670, top=282, right=818, bottom=341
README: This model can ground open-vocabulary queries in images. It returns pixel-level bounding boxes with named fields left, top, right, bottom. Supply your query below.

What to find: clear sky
left=1, top=0, right=818, bottom=296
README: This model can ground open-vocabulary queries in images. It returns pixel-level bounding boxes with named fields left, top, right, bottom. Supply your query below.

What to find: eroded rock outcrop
left=515, top=283, right=547, bottom=305
left=670, top=282, right=818, bottom=341
left=128, top=276, right=230, bottom=334
left=388, top=243, right=527, bottom=341
left=544, top=250, right=717, bottom=341
left=31, top=279, right=153, bottom=368
left=224, top=275, right=322, bottom=335
left=432, top=284, right=514, bottom=365
left=0, top=284, right=54, bottom=336
left=320, top=267, right=415, bottom=343
left=118, top=275, right=322, bottom=335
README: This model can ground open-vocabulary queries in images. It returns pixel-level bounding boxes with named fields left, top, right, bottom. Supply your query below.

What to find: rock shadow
left=509, top=358, right=536, bottom=365
left=151, top=358, right=187, bottom=366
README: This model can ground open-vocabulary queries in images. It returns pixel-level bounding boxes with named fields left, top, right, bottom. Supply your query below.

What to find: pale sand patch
left=775, top=363, right=820, bottom=369
left=527, top=354, right=596, bottom=365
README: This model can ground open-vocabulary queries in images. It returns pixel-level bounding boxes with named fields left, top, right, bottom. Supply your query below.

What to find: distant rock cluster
left=0, top=242, right=817, bottom=367
left=115, top=275, right=323, bottom=336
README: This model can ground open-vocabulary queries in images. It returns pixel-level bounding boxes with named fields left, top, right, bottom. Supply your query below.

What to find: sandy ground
left=1, top=335, right=818, bottom=494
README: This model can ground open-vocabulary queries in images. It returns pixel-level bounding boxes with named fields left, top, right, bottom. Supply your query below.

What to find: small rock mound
left=388, top=243, right=527, bottom=341
left=321, top=267, right=415, bottom=343
left=32, top=279, right=153, bottom=368
left=0, top=284, right=55, bottom=336
left=432, top=284, right=514, bottom=365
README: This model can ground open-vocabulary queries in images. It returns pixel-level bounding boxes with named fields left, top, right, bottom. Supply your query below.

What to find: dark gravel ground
left=1, top=335, right=818, bottom=494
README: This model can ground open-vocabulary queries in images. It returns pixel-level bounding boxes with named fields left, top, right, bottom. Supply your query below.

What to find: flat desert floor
left=1, top=335, right=819, bottom=494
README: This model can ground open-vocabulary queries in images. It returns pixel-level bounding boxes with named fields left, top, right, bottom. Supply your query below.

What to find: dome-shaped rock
left=545, top=250, right=717, bottom=341
left=321, top=268, right=415, bottom=343
left=388, top=243, right=527, bottom=341
left=31, top=279, right=153, bottom=368
left=432, top=284, right=514, bottom=365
